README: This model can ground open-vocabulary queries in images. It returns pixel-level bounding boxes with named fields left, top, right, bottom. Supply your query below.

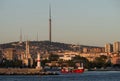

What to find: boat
left=61, top=63, right=84, bottom=73
left=72, top=66, right=84, bottom=73
left=61, top=67, right=70, bottom=73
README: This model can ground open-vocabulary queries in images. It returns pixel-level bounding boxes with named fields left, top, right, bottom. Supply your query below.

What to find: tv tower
left=49, top=3, right=52, bottom=42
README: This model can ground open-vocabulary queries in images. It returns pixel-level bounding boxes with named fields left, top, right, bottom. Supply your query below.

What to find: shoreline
left=0, top=68, right=120, bottom=75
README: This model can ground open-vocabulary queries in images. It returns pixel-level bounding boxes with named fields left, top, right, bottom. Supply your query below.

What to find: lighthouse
left=36, top=52, right=41, bottom=69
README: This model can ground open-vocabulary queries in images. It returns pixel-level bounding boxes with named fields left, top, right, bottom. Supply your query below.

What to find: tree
left=94, top=55, right=108, bottom=68
left=41, top=59, right=49, bottom=66
left=72, top=55, right=90, bottom=68
left=49, top=54, right=59, bottom=61
left=0, top=59, right=22, bottom=68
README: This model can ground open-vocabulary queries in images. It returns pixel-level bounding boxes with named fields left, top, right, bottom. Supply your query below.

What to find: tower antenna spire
left=49, top=3, right=52, bottom=42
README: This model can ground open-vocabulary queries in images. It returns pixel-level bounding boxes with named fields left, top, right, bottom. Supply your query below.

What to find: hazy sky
left=0, top=0, right=120, bottom=46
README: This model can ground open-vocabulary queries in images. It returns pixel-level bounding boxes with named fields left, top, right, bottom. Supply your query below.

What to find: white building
left=58, top=51, right=78, bottom=61
left=113, top=41, right=120, bottom=53
left=105, top=43, right=113, bottom=53
left=111, top=55, right=120, bottom=64
left=59, top=54, right=72, bottom=60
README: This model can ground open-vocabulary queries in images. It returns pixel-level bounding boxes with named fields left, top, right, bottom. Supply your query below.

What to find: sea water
left=0, top=71, right=120, bottom=81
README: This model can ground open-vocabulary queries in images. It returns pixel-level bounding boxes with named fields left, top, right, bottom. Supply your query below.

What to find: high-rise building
left=105, top=43, right=113, bottom=53
left=113, top=41, right=120, bottom=53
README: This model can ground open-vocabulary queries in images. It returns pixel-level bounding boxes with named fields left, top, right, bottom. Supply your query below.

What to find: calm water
left=0, top=71, right=120, bottom=81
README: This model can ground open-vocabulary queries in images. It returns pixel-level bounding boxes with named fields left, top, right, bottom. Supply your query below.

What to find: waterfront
left=0, top=71, right=120, bottom=81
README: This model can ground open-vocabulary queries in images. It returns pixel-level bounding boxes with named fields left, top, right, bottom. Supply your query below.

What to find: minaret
left=19, top=29, right=22, bottom=44
left=26, top=40, right=32, bottom=59
left=37, top=32, right=38, bottom=41
left=49, top=4, right=52, bottom=42
left=24, top=40, right=33, bottom=67
left=22, top=40, right=30, bottom=66
left=25, top=40, right=29, bottom=59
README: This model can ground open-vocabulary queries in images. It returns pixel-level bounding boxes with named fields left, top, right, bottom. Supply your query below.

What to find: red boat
left=72, top=67, right=84, bottom=73
left=61, top=63, right=84, bottom=73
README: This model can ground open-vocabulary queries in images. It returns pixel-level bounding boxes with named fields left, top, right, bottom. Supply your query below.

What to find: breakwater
left=0, top=68, right=59, bottom=75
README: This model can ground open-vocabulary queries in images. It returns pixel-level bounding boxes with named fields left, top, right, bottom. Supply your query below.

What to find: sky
left=0, top=0, right=120, bottom=46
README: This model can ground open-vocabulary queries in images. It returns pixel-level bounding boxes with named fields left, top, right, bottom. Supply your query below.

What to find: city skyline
left=0, top=0, right=120, bottom=46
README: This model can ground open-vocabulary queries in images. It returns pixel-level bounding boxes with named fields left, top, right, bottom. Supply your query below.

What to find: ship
left=61, top=63, right=84, bottom=73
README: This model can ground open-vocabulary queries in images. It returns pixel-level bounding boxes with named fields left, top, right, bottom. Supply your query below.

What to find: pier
left=0, top=68, right=59, bottom=75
